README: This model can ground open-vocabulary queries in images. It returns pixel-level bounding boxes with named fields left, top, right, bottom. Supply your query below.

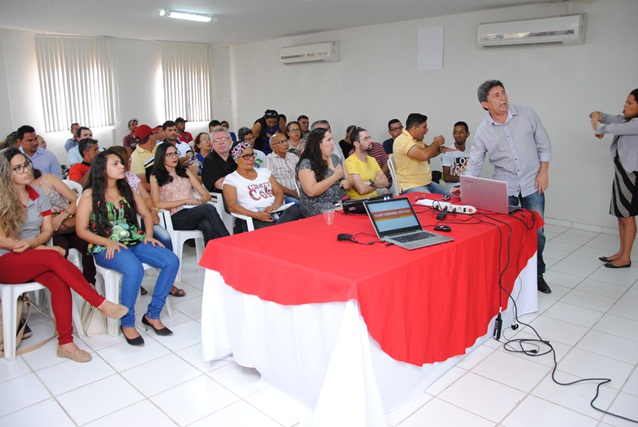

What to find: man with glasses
left=17, top=125, right=62, bottom=178
left=202, top=126, right=237, bottom=192
left=383, top=119, right=403, bottom=154
left=344, top=128, right=390, bottom=199
left=264, top=133, right=300, bottom=205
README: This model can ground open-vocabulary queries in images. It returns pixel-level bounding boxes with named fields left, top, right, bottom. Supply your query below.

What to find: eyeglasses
left=212, top=137, right=231, bottom=143
left=12, top=161, right=32, bottom=174
left=165, top=151, right=179, bottom=158
left=239, top=153, right=256, bottom=160
left=288, top=128, right=301, bottom=133
left=272, top=140, right=288, bottom=146
left=389, top=126, right=403, bottom=132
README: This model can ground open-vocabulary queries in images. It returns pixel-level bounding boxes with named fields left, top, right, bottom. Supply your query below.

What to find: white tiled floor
left=2, top=224, right=638, bottom=426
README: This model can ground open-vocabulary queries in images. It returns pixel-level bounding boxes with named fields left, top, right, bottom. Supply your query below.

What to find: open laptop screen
left=365, top=198, right=422, bottom=237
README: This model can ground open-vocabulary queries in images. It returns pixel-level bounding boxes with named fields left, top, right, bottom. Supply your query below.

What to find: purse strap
left=0, top=293, right=58, bottom=357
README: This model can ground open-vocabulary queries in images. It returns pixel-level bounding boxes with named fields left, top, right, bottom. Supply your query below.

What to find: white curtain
left=161, top=43, right=212, bottom=122
left=35, top=36, right=115, bottom=132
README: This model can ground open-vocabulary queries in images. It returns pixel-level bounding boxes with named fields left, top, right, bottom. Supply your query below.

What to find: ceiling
left=0, top=0, right=565, bottom=46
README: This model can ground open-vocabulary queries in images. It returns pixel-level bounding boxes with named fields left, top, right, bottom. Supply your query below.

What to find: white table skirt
left=201, top=254, right=538, bottom=426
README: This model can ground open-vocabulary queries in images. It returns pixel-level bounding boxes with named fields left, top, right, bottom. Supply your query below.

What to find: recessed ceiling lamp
left=159, top=9, right=216, bottom=23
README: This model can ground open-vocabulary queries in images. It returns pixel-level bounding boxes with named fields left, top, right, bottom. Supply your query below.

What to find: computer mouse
left=434, top=225, right=451, bottom=232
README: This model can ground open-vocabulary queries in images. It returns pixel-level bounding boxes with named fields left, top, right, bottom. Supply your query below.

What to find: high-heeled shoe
left=121, top=326, right=145, bottom=346
left=142, top=315, right=173, bottom=336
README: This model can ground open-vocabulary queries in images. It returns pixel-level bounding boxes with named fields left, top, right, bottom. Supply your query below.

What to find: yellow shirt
left=344, top=153, right=381, bottom=199
left=393, top=129, right=431, bottom=192
left=130, top=144, right=156, bottom=175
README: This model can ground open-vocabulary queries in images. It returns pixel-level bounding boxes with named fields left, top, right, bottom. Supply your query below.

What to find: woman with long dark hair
left=296, top=127, right=352, bottom=217
left=150, top=142, right=229, bottom=244
left=591, top=88, right=638, bottom=268
left=0, top=149, right=127, bottom=362
left=76, top=148, right=179, bottom=346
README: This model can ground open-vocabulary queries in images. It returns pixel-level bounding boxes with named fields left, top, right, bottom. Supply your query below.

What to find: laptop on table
left=460, top=175, right=519, bottom=215
left=363, top=198, right=453, bottom=250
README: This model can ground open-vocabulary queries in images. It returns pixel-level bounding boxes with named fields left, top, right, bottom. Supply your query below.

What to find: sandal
left=169, top=287, right=186, bottom=297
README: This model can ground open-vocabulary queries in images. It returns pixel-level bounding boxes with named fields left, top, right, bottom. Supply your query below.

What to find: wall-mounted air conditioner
left=279, top=41, right=340, bottom=64
left=477, top=14, right=585, bottom=47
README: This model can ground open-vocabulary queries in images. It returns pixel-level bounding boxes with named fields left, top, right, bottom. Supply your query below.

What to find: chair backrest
left=209, top=192, right=236, bottom=235
left=387, top=154, right=400, bottom=196
left=63, top=179, right=83, bottom=196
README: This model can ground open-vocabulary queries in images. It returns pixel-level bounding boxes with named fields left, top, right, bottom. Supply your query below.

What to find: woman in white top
left=223, top=142, right=301, bottom=231
left=150, top=142, right=229, bottom=244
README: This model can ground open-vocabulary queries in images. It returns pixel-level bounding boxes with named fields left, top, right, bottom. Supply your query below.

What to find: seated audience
left=31, top=168, right=96, bottom=286
left=220, top=120, right=237, bottom=142
left=382, top=119, right=403, bottom=154
left=393, top=113, right=452, bottom=196
left=122, top=118, right=138, bottom=155
left=193, top=132, right=212, bottom=177
left=286, top=121, right=305, bottom=155
left=17, top=125, right=62, bottom=178
left=76, top=148, right=179, bottom=347
left=252, top=109, right=281, bottom=155
left=441, top=121, right=471, bottom=188
left=297, top=115, right=310, bottom=140
left=68, top=138, right=99, bottom=186
left=264, top=133, right=300, bottom=204
left=223, top=142, right=301, bottom=231
left=175, top=117, right=193, bottom=144
left=151, top=142, right=230, bottom=244
left=344, top=127, right=390, bottom=199
left=0, top=149, right=127, bottom=362
left=296, top=128, right=352, bottom=218
left=237, top=127, right=265, bottom=168
left=338, top=125, right=357, bottom=158
left=208, top=120, right=221, bottom=133
left=130, top=124, right=157, bottom=192
left=202, top=126, right=237, bottom=192
left=109, top=146, right=183, bottom=297
left=64, top=123, right=80, bottom=152
left=67, top=127, right=93, bottom=166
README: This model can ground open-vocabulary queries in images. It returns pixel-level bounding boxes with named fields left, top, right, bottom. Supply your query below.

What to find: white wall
left=229, top=0, right=638, bottom=229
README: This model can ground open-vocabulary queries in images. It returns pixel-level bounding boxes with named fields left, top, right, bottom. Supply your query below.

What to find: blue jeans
left=94, top=242, right=179, bottom=327
left=402, top=181, right=452, bottom=196
left=509, top=192, right=546, bottom=277
left=171, top=204, right=230, bottom=244
left=284, top=195, right=300, bottom=206
left=140, top=219, right=173, bottom=251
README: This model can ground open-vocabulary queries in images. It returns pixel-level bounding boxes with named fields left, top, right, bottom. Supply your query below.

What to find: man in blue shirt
left=17, top=125, right=62, bottom=178
left=467, top=80, right=552, bottom=294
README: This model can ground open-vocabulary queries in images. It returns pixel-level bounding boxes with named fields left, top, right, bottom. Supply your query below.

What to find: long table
left=200, top=195, right=540, bottom=425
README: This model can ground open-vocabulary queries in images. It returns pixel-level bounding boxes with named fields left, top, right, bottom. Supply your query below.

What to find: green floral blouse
left=88, top=199, right=145, bottom=254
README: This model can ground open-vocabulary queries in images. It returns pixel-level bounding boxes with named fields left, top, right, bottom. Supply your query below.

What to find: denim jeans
left=94, top=242, right=179, bottom=327
left=140, top=219, right=173, bottom=251
left=248, top=205, right=302, bottom=231
left=171, top=204, right=230, bottom=244
left=402, top=181, right=452, bottom=196
left=509, top=192, right=546, bottom=277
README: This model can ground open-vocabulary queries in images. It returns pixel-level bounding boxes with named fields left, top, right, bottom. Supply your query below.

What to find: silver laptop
left=460, top=175, right=519, bottom=215
left=364, top=198, right=453, bottom=250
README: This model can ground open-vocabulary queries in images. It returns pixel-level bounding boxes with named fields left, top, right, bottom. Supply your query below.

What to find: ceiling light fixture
left=159, top=9, right=215, bottom=23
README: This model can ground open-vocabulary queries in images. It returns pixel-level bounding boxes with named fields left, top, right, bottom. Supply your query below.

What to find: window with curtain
left=35, top=35, right=115, bottom=133
left=161, top=43, right=213, bottom=122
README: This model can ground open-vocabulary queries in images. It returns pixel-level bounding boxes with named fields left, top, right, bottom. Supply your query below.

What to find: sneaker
left=537, top=277, right=551, bottom=294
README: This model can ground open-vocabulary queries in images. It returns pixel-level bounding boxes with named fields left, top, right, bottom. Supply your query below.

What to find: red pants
left=0, top=249, right=105, bottom=344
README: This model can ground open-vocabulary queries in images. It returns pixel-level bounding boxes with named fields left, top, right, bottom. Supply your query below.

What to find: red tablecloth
left=199, top=194, right=541, bottom=366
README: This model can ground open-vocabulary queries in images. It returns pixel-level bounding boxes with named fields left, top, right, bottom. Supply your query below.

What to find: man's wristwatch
left=369, top=180, right=375, bottom=187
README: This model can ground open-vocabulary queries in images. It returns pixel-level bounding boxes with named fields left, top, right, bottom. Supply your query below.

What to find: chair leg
left=103, top=270, right=121, bottom=337
left=1, top=288, right=18, bottom=360
left=174, top=242, right=184, bottom=284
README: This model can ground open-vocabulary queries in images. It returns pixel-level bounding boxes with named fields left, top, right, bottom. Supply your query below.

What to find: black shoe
left=142, top=315, right=173, bottom=336
left=604, top=261, right=631, bottom=269
left=599, top=256, right=613, bottom=262
left=121, top=327, right=145, bottom=346
left=537, top=277, right=551, bottom=294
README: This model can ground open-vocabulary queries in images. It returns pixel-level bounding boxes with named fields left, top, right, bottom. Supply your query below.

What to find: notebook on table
left=460, top=175, right=519, bottom=215
left=363, top=198, right=453, bottom=250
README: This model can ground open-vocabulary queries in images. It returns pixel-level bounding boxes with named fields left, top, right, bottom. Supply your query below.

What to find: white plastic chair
left=208, top=192, right=236, bottom=235
left=387, top=154, right=400, bottom=196
left=94, top=263, right=172, bottom=336
left=158, top=209, right=204, bottom=284
left=0, top=282, right=48, bottom=360
left=62, top=179, right=83, bottom=196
